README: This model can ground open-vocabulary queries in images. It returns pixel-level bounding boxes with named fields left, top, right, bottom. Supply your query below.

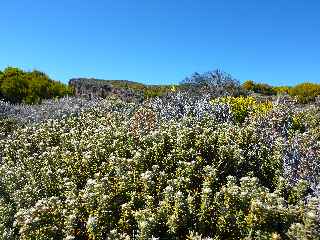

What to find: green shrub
left=273, top=86, right=291, bottom=95
left=0, top=67, right=73, bottom=104
left=242, top=80, right=276, bottom=95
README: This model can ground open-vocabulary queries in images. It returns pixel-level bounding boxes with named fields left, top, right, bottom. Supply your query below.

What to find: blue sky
left=1, top=0, right=320, bottom=85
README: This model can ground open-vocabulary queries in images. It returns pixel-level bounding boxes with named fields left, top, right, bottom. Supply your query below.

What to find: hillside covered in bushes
left=242, top=80, right=320, bottom=103
left=1, top=67, right=320, bottom=105
left=0, top=68, right=320, bottom=239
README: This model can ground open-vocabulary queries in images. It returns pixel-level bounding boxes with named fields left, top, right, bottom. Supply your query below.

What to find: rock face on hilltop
left=69, top=78, right=112, bottom=98
left=69, top=78, right=144, bottom=101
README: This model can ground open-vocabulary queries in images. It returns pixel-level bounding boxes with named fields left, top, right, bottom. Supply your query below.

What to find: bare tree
left=181, top=69, right=241, bottom=97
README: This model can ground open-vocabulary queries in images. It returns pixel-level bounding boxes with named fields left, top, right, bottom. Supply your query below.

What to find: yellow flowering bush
left=212, top=96, right=273, bottom=123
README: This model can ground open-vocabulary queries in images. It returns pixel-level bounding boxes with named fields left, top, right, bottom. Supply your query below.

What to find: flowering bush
left=0, top=94, right=319, bottom=239
left=146, top=92, right=232, bottom=123
left=289, top=82, right=320, bottom=104
left=212, top=96, right=273, bottom=123
left=0, top=96, right=137, bottom=124
left=0, top=117, right=20, bottom=139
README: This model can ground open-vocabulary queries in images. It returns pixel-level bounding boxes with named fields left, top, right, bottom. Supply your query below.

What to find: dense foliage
left=289, top=82, right=320, bottom=104
left=0, top=67, right=73, bottom=104
left=211, top=96, right=273, bottom=123
left=0, top=90, right=319, bottom=239
left=242, top=80, right=320, bottom=104
left=242, top=80, right=276, bottom=96
left=0, top=97, right=107, bottom=123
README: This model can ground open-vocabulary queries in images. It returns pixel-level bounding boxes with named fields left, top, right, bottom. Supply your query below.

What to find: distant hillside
left=2, top=66, right=320, bottom=105
left=69, top=78, right=173, bottom=101
left=242, top=80, right=320, bottom=103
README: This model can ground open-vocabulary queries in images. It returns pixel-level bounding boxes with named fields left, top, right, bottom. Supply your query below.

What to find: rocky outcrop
left=69, top=78, right=112, bottom=98
left=68, top=78, right=144, bottom=101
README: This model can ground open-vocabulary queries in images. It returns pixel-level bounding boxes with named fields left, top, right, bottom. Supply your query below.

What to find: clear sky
left=1, top=0, right=319, bottom=85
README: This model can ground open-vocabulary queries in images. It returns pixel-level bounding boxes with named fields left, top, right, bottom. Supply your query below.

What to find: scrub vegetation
left=0, top=68, right=319, bottom=239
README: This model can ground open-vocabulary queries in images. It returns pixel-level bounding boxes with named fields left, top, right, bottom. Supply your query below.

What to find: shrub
left=0, top=94, right=319, bottom=239
left=212, top=96, right=273, bottom=123
left=0, top=67, right=73, bottom=104
left=273, top=86, right=292, bottom=95
left=181, top=69, right=241, bottom=97
left=0, top=117, right=20, bottom=139
left=289, top=82, right=320, bottom=103
left=242, top=80, right=276, bottom=95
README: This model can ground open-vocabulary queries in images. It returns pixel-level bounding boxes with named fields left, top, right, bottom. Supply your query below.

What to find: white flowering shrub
left=0, top=97, right=134, bottom=124
left=0, top=94, right=319, bottom=239
left=146, top=92, right=232, bottom=123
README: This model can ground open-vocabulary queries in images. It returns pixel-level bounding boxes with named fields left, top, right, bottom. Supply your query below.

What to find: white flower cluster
left=0, top=93, right=319, bottom=239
